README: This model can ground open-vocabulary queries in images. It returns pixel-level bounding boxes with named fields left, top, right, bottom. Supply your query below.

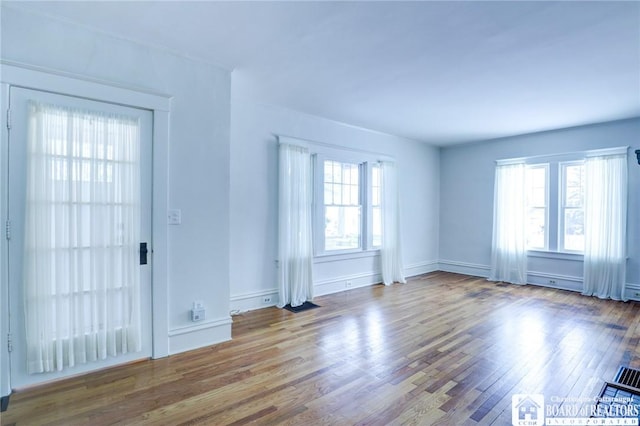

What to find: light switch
left=168, top=209, right=182, bottom=225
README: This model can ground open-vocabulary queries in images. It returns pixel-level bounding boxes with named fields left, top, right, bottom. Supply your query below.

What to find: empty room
left=1, top=1, right=639, bottom=425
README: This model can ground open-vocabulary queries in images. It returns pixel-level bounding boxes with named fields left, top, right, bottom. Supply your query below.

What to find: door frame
left=1, top=62, right=171, bottom=396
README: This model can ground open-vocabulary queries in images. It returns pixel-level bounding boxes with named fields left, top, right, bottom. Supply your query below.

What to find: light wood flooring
left=2, top=271, right=640, bottom=425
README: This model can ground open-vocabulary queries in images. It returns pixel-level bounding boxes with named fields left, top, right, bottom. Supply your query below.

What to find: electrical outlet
left=549, top=280, right=556, bottom=284
left=634, top=292, right=640, bottom=298
left=168, top=209, right=182, bottom=225
left=346, top=281, right=352, bottom=288
left=191, top=301, right=205, bottom=322
left=263, top=296, right=272, bottom=304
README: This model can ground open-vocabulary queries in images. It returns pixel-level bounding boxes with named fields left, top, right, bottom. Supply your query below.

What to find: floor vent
left=612, top=366, right=640, bottom=391
left=591, top=366, right=640, bottom=421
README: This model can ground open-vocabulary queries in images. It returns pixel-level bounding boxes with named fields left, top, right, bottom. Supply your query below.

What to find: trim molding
left=230, top=288, right=279, bottom=313
left=228, top=260, right=640, bottom=314
left=527, top=271, right=583, bottom=292
left=438, top=260, right=491, bottom=277
left=314, top=271, right=382, bottom=297
left=438, top=259, right=640, bottom=301
left=168, top=317, right=232, bottom=355
left=405, top=260, right=439, bottom=278
left=229, top=260, right=436, bottom=312
left=625, top=283, right=640, bottom=301
left=1, top=60, right=172, bottom=105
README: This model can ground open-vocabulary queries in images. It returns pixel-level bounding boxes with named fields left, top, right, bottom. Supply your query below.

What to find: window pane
left=372, top=206, right=382, bottom=247
left=371, top=164, right=381, bottom=207
left=372, top=166, right=380, bottom=187
left=350, top=185, right=358, bottom=206
left=525, top=165, right=547, bottom=249
left=527, top=207, right=546, bottom=249
left=350, top=165, right=359, bottom=185
left=565, top=185, right=583, bottom=207
left=530, top=187, right=546, bottom=207
left=342, top=184, right=350, bottom=205
left=333, top=162, right=342, bottom=183
left=333, top=183, right=342, bottom=205
left=564, top=209, right=584, bottom=251
left=325, top=206, right=361, bottom=250
left=324, top=161, right=333, bottom=183
left=526, top=167, right=546, bottom=207
left=565, top=164, right=584, bottom=188
left=561, top=163, right=584, bottom=252
left=324, top=185, right=332, bottom=205
left=564, top=164, right=584, bottom=208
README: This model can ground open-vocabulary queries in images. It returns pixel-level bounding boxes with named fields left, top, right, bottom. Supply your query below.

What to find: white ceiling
left=7, top=1, right=640, bottom=145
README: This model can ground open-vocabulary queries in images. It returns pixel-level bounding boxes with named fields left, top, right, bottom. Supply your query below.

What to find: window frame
left=523, top=158, right=586, bottom=255
left=313, top=153, right=382, bottom=257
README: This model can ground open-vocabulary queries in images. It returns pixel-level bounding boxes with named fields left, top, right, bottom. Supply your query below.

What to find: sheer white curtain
left=489, top=163, right=528, bottom=284
left=582, top=154, right=628, bottom=301
left=380, top=161, right=406, bottom=285
left=25, top=102, right=142, bottom=374
left=277, top=143, right=314, bottom=308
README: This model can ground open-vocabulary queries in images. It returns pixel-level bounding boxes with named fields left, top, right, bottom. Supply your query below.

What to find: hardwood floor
left=2, top=272, right=640, bottom=425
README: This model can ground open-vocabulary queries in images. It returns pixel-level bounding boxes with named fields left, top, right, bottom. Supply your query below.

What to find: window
left=501, top=147, right=627, bottom=262
left=525, top=165, right=548, bottom=250
left=315, top=156, right=382, bottom=255
left=523, top=160, right=586, bottom=253
left=560, top=162, right=585, bottom=252
left=323, top=160, right=362, bottom=251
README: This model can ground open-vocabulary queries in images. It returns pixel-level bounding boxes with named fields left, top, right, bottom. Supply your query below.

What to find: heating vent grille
left=613, top=366, right=640, bottom=391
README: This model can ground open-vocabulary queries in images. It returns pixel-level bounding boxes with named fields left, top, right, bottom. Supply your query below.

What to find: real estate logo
left=512, top=394, right=545, bottom=426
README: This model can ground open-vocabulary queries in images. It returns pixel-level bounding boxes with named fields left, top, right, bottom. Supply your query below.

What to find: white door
left=7, top=87, right=153, bottom=389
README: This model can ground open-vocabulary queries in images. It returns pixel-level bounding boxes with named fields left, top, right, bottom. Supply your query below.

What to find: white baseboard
left=229, top=260, right=639, bottom=314
left=625, top=283, right=640, bottom=301
left=314, top=271, right=382, bottom=297
left=438, top=260, right=490, bottom=277
left=527, top=271, right=582, bottom=292
left=168, top=316, right=232, bottom=355
left=230, top=289, right=279, bottom=313
left=404, top=260, right=439, bottom=278
left=438, top=259, right=640, bottom=301
left=229, top=260, right=439, bottom=312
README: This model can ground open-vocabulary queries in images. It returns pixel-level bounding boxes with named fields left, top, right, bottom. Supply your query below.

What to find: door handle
left=140, top=242, right=148, bottom=265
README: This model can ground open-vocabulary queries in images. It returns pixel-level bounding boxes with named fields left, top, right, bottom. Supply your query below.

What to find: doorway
left=7, top=87, right=153, bottom=389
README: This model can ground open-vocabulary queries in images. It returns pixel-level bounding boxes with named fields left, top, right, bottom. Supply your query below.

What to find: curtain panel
left=24, top=102, right=142, bottom=374
left=489, top=163, right=528, bottom=284
left=582, top=154, right=628, bottom=301
left=380, top=161, right=406, bottom=285
left=277, top=143, right=314, bottom=308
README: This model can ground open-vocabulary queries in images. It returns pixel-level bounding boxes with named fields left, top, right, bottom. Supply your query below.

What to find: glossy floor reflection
left=4, top=272, right=640, bottom=425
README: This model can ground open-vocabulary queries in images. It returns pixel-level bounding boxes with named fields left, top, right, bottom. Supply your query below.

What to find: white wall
left=439, top=118, right=640, bottom=294
left=229, top=93, right=440, bottom=311
left=0, top=4, right=232, bottom=398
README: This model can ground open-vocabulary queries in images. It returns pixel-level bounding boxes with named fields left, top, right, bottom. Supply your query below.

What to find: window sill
left=314, top=249, right=380, bottom=264
left=527, top=250, right=583, bottom=261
